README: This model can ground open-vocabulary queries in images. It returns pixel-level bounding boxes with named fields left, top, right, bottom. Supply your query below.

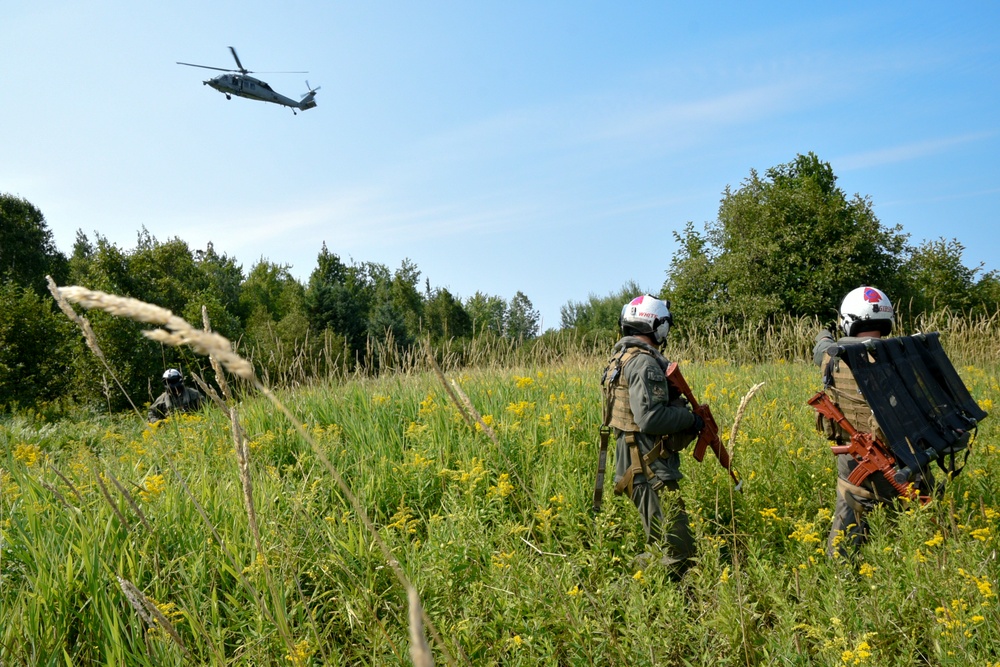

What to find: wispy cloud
left=837, top=132, right=996, bottom=170
left=170, top=184, right=545, bottom=257
left=593, top=81, right=811, bottom=143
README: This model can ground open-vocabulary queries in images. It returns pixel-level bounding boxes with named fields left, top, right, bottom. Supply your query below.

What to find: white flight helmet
left=163, top=368, right=184, bottom=387
left=840, top=286, right=894, bottom=337
left=620, top=295, right=673, bottom=344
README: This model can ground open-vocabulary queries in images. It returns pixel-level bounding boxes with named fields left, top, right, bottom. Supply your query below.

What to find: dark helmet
left=163, top=368, right=184, bottom=388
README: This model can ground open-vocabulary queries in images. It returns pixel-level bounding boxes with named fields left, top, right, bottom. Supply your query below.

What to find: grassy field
left=2, top=346, right=999, bottom=665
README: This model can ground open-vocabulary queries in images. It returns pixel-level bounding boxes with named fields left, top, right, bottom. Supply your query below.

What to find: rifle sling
left=592, top=427, right=610, bottom=513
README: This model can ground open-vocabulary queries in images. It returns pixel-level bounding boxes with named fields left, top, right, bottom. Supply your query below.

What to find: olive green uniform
left=148, top=385, right=204, bottom=423
left=603, top=336, right=698, bottom=572
left=813, top=330, right=936, bottom=557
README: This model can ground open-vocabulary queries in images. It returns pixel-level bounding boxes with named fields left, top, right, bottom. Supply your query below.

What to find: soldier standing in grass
left=148, top=368, right=204, bottom=423
left=813, top=286, right=958, bottom=557
left=600, top=295, right=704, bottom=578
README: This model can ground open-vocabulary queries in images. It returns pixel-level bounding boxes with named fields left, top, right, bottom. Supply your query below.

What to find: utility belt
left=613, top=430, right=694, bottom=499
left=592, top=427, right=694, bottom=512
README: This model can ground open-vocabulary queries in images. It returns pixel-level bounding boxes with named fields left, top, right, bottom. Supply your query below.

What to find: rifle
left=666, top=362, right=742, bottom=491
left=807, top=391, right=925, bottom=502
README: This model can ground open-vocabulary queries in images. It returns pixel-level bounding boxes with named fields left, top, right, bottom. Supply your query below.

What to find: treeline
left=0, top=198, right=542, bottom=413
left=562, top=153, right=1000, bottom=335
left=4, top=152, right=997, bottom=414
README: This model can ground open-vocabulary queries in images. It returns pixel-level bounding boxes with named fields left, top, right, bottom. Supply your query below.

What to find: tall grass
left=238, top=310, right=1000, bottom=391
left=2, top=294, right=998, bottom=664
left=3, top=349, right=998, bottom=664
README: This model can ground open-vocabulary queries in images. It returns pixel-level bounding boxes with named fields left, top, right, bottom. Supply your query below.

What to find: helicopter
left=177, top=47, right=319, bottom=114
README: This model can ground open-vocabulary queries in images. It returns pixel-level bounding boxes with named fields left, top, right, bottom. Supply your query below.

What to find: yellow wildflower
left=474, top=415, right=495, bottom=432
left=492, top=551, right=514, bottom=569
left=969, top=527, right=991, bottom=542
left=387, top=499, right=419, bottom=535
left=759, top=507, right=780, bottom=521
left=418, top=393, right=437, bottom=416
left=789, top=520, right=821, bottom=545
left=139, top=474, right=167, bottom=502
left=285, top=639, right=315, bottom=667
left=13, top=443, right=41, bottom=466
left=506, top=401, right=535, bottom=417
left=488, top=473, right=514, bottom=499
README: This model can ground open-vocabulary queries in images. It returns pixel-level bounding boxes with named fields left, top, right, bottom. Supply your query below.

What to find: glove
left=686, top=412, right=705, bottom=435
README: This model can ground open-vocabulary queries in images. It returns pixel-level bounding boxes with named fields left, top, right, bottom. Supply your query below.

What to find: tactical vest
left=819, top=351, right=883, bottom=442
left=602, top=346, right=647, bottom=432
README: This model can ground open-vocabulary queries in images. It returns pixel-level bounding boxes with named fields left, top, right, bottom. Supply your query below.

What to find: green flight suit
left=148, top=385, right=205, bottom=423
left=604, top=337, right=698, bottom=573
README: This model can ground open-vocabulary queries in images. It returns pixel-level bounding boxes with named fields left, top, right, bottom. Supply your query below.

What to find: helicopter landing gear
left=226, top=94, right=231, bottom=100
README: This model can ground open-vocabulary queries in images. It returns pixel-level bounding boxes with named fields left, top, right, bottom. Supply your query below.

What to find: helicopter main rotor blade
left=254, top=70, right=309, bottom=74
left=177, top=61, right=236, bottom=72
left=228, top=46, right=247, bottom=73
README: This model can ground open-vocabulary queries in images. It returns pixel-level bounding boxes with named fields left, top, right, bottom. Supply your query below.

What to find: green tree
left=465, top=292, right=507, bottom=338
left=194, top=243, right=245, bottom=323
left=385, top=258, right=423, bottom=343
left=423, top=287, right=472, bottom=342
left=305, top=245, right=378, bottom=357
left=559, top=280, right=646, bottom=333
left=241, top=259, right=304, bottom=323
left=65, top=231, right=242, bottom=410
left=901, top=237, right=992, bottom=315
left=664, top=153, right=910, bottom=328
left=0, top=282, right=76, bottom=410
left=0, top=194, right=68, bottom=292
left=971, top=273, right=1000, bottom=316
left=505, top=291, right=540, bottom=340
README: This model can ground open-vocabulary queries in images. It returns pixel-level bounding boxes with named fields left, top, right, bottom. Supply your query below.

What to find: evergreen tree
left=506, top=291, right=540, bottom=340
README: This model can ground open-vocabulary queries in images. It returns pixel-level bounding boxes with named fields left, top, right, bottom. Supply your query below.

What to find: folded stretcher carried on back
left=810, top=332, right=987, bottom=492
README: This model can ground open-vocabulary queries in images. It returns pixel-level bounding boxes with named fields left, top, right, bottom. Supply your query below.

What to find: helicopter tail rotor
left=298, top=82, right=320, bottom=111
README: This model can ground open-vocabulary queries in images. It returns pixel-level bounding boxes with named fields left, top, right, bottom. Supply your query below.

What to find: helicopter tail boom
left=297, top=90, right=318, bottom=111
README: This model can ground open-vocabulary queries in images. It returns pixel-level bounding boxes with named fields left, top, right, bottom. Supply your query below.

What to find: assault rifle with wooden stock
left=807, top=391, right=924, bottom=502
left=666, top=362, right=742, bottom=491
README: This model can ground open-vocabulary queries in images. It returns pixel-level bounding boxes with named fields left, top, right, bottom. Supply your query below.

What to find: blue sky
left=3, top=2, right=998, bottom=330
